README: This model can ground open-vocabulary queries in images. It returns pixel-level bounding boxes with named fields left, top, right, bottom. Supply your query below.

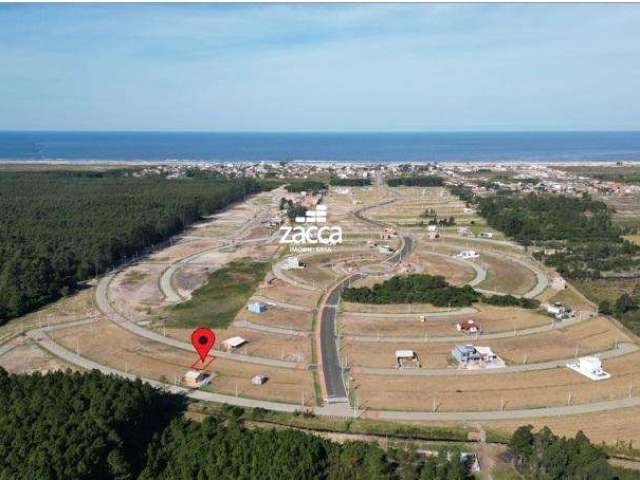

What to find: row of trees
left=387, top=176, right=444, bottom=187
left=342, top=274, right=481, bottom=307
left=0, top=368, right=471, bottom=480
left=280, top=197, right=307, bottom=221
left=285, top=180, right=327, bottom=193
left=0, top=170, right=273, bottom=324
left=329, top=176, right=372, bottom=187
left=342, top=274, right=541, bottom=310
left=509, top=425, right=640, bottom=480
left=483, top=294, right=540, bottom=309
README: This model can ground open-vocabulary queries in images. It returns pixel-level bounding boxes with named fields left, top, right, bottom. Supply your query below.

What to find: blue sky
left=1, top=3, right=640, bottom=131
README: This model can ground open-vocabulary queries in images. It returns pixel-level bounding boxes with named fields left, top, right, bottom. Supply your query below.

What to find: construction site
left=2, top=180, right=640, bottom=450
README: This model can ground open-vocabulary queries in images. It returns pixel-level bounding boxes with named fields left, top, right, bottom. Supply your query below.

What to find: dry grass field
left=255, top=283, right=322, bottom=309
left=53, top=318, right=315, bottom=405
left=236, top=305, right=314, bottom=331
left=477, top=255, right=537, bottom=295
left=342, top=316, right=628, bottom=369
left=339, top=305, right=553, bottom=337
left=413, top=251, right=476, bottom=285
left=352, top=351, right=640, bottom=412
left=162, top=326, right=311, bottom=364
left=482, top=406, right=640, bottom=444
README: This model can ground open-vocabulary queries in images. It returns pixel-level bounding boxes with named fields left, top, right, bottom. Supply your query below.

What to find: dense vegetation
left=169, top=260, right=270, bottom=329
left=592, top=172, right=640, bottom=185
left=280, top=197, right=307, bottom=221
left=342, top=274, right=480, bottom=307
left=0, top=170, right=272, bottom=325
left=0, top=368, right=185, bottom=479
left=509, top=425, right=640, bottom=480
left=329, top=176, right=372, bottom=187
left=483, top=294, right=540, bottom=309
left=285, top=180, right=327, bottom=193
left=387, top=175, right=444, bottom=187
left=0, top=368, right=471, bottom=480
left=474, top=192, right=640, bottom=278
left=446, top=184, right=476, bottom=204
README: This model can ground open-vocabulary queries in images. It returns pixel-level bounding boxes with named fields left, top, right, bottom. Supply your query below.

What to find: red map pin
left=191, top=327, right=216, bottom=362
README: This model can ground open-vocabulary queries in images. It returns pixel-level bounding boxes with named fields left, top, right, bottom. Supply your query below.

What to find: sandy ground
left=0, top=340, right=77, bottom=375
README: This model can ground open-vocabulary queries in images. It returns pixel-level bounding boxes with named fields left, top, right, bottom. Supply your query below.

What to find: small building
left=456, top=250, right=480, bottom=259
left=283, top=256, right=305, bottom=270
left=247, top=302, right=267, bottom=314
left=222, top=336, right=247, bottom=351
left=426, top=231, right=440, bottom=241
left=395, top=350, right=421, bottom=368
left=456, top=319, right=480, bottom=334
left=367, top=240, right=377, bottom=248
left=463, top=207, right=475, bottom=214
left=547, top=302, right=571, bottom=319
left=183, top=370, right=211, bottom=388
left=567, top=356, right=611, bottom=381
left=452, top=345, right=482, bottom=364
left=382, top=227, right=398, bottom=239
left=427, top=224, right=438, bottom=233
left=478, top=231, right=494, bottom=239
left=378, top=244, right=394, bottom=254
left=251, top=375, right=268, bottom=385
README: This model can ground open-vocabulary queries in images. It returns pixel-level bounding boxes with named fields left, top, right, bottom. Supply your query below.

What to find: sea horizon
left=2, top=130, right=640, bottom=163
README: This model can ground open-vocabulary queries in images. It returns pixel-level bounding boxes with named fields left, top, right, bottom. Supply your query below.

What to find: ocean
left=1, top=131, right=640, bottom=163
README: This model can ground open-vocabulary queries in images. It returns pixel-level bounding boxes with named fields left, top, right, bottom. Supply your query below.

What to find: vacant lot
left=167, top=260, right=270, bottom=329
left=477, top=255, right=537, bottom=296
left=162, top=326, right=310, bottom=364
left=0, top=341, right=76, bottom=375
left=256, top=283, right=322, bottom=309
left=236, top=305, right=314, bottom=331
left=413, top=251, right=476, bottom=286
left=343, top=316, right=626, bottom=368
left=352, top=351, right=640, bottom=412
left=339, top=305, right=552, bottom=337
left=54, top=318, right=315, bottom=405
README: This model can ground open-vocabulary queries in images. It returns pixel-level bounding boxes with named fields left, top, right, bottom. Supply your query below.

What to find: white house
left=427, top=225, right=438, bottom=233
left=395, top=350, right=420, bottom=368
left=222, top=336, right=247, bottom=351
left=456, top=250, right=480, bottom=259
left=283, top=256, right=304, bottom=270
left=567, top=356, right=611, bottom=381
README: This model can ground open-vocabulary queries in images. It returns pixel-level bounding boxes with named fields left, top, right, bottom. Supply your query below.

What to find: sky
left=1, top=3, right=640, bottom=132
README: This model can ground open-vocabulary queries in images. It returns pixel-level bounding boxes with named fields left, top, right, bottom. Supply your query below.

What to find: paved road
left=22, top=320, right=640, bottom=421
left=319, top=274, right=364, bottom=403
left=28, top=325, right=301, bottom=413
left=96, top=273, right=301, bottom=370
left=355, top=343, right=638, bottom=376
